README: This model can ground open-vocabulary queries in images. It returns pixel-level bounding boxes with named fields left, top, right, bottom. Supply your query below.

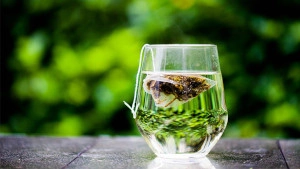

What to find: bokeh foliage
left=1, top=0, right=300, bottom=138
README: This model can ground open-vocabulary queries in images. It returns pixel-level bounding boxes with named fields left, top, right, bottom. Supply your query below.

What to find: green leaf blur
left=1, top=0, right=299, bottom=138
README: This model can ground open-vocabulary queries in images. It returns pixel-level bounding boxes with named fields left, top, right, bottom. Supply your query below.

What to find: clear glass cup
left=125, top=44, right=228, bottom=160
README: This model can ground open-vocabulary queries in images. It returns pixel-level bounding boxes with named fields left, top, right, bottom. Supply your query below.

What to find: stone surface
left=65, top=136, right=155, bottom=169
left=279, top=140, right=300, bottom=169
left=0, top=136, right=299, bottom=169
left=0, top=136, right=96, bottom=169
left=208, top=139, right=288, bottom=169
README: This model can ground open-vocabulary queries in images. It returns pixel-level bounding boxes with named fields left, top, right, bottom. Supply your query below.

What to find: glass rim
left=144, top=44, right=217, bottom=47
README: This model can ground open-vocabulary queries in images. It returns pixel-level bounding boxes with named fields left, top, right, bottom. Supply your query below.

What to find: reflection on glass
left=148, top=157, right=216, bottom=169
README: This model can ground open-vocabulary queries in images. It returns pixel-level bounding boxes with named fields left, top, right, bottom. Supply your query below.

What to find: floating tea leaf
left=143, top=74, right=216, bottom=108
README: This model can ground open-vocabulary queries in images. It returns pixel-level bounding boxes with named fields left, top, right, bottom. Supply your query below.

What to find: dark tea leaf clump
left=143, top=74, right=215, bottom=108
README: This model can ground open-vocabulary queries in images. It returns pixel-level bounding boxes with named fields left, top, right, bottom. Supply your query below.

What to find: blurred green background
left=1, top=0, right=300, bottom=138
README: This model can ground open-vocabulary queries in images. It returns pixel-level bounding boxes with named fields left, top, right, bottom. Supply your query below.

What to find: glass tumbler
left=125, top=44, right=228, bottom=160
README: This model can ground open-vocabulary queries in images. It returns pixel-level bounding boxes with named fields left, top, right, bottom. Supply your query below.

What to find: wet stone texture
left=0, top=136, right=299, bottom=169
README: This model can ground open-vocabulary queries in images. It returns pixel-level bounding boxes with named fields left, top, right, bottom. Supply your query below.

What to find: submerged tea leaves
left=136, top=108, right=227, bottom=148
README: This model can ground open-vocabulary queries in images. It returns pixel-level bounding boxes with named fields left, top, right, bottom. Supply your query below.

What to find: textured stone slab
left=66, top=136, right=155, bottom=169
left=208, top=139, right=288, bottom=169
left=279, top=140, right=300, bottom=169
left=0, top=136, right=97, bottom=169
left=1, top=136, right=299, bottom=169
